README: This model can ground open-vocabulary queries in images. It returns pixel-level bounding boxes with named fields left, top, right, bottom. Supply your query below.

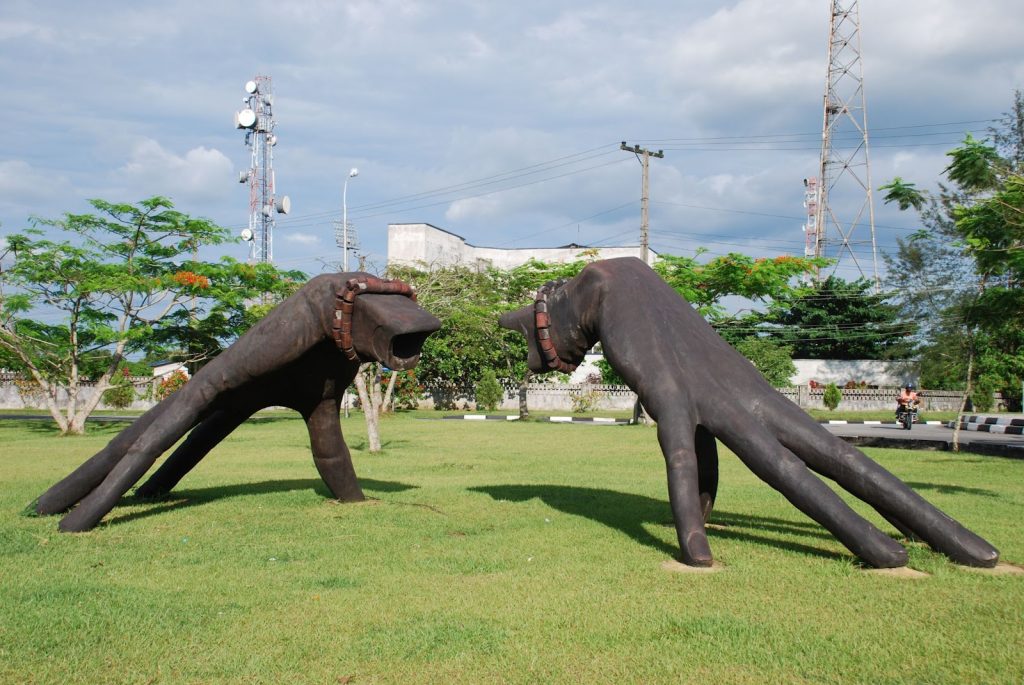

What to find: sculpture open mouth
left=356, top=294, right=441, bottom=369
left=388, top=329, right=435, bottom=369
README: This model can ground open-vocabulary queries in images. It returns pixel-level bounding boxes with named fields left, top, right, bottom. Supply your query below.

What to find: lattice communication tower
left=235, top=76, right=290, bottom=263
left=811, top=0, right=879, bottom=288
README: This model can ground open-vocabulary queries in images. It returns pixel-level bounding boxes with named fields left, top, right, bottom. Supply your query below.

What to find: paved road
left=823, top=421, right=1024, bottom=457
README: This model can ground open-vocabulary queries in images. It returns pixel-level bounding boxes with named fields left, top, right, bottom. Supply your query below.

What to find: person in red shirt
left=896, top=383, right=920, bottom=417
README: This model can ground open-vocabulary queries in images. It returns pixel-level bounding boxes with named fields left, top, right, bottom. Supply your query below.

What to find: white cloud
left=117, top=139, right=233, bottom=203
left=282, top=231, right=321, bottom=245
left=0, top=160, right=72, bottom=203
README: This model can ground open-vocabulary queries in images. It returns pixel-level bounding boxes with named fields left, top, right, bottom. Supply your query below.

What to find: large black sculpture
left=35, top=274, right=441, bottom=533
left=500, top=257, right=999, bottom=569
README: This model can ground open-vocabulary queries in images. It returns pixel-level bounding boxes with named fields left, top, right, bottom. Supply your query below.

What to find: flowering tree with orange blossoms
left=0, top=197, right=302, bottom=434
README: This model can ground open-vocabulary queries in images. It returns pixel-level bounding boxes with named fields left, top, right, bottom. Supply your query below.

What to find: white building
left=387, top=222, right=658, bottom=270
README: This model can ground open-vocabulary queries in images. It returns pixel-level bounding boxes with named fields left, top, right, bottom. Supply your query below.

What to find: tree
left=757, top=276, right=915, bottom=360
left=733, top=338, right=797, bottom=386
left=881, top=95, right=1024, bottom=411
left=0, top=197, right=302, bottom=434
left=653, top=251, right=824, bottom=322
left=387, top=258, right=589, bottom=408
left=474, top=369, right=502, bottom=411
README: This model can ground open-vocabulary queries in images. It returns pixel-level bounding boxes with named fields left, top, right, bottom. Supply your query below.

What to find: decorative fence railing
left=0, top=373, right=159, bottom=411
left=0, top=373, right=994, bottom=414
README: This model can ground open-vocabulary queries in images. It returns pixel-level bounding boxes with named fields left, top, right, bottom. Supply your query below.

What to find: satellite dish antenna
left=238, top=170, right=250, bottom=183
left=240, top=228, right=254, bottom=242
left=268, top=134, right=277, bottom=146
left=262, top=204, right=273, bottom=217
left=236, top=108, right=257, bottom=129
left=245, top=80, right=258, bottom=94
left=276, top=195, right=291, bottom=214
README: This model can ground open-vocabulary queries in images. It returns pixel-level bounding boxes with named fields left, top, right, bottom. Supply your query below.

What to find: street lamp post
left=342, top=167, right=359, bottom=272
left=342, top=167, right=359, bottom=420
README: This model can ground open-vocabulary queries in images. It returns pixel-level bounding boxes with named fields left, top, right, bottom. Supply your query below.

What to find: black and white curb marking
left=440, top=415, right=630, bottom=424
left=441, top=415, right=521, bottom=421
left=822, top=420, right=945, bottom=426
left=948, top=416, right=1024, bottom=435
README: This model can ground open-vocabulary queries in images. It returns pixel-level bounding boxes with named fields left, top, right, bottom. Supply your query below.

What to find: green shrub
left=474, top=369, right=503, bottom=412
left=733, top=338, right=796, bottom=387
left=823, top=383, right=842, bottom=411
left=595, top=358, right=625, bottom=385
left=102, top=368, right=137, bottom=409
left=970, top=375, right=999, bottom=412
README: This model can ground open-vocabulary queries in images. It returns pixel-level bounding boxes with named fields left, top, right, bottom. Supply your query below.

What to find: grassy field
left=1, top=413, right=1022, bottom=684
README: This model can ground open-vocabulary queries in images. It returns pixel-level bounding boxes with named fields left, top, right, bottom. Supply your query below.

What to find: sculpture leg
left=305, top=398, right=365, bottom=502
left=771, top=411, right=999, bottom=567
left=657, top=417, right=714, bottom=566
left=135, top=409, right=250, bottom=499
left=35, top=397, right=176, bottom=515
left=717, top=422, right=908, bottom=568
left=57, top=402, right=207, bottom=532
left=695, top=425, right=718, bottom=522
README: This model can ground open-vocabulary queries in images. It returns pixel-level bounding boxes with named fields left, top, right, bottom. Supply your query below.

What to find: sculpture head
left=335, top=277, right=441, bottom=370
left=499, top=278, right=585, bottom=375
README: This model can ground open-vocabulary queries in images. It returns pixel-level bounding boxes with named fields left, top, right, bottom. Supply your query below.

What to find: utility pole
left=620, top=142, right=664, bottom=265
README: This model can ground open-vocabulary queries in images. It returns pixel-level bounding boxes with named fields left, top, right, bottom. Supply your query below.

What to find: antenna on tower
left=812, top=1, right=879, bottom=290
left=235, top=75, right=290, bottom=263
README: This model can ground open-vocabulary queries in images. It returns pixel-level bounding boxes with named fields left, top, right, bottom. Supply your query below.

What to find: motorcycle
left=896, top=402, right=919, bottom=430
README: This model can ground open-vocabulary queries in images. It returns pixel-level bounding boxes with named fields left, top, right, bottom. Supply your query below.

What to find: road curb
left=440, top=415, right=520, bottom=421
left=821, top=420, right=944, bottom=426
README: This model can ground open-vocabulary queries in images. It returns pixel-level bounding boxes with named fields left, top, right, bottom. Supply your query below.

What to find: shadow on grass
left=105, top=478, right=417, bottom=527
left=244, top=413, right=306, bottom=425
left=345, top=439, right=412, bottom=452
left=903, top=481, right=1000, bottom=497
left=470, top=484, right=847, bottom=562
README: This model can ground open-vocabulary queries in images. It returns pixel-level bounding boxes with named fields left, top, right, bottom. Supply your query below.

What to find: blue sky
left=1, top=0, right=1022, bottom=281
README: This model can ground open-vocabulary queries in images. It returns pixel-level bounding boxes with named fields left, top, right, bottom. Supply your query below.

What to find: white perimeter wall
left=388, top=223, right=657, bottom=270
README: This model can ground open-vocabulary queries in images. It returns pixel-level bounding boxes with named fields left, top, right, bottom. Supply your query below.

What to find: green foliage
left=822, top=383, right=842, bottom=411
left=944, top=133, right=1002, bottom=191
left=381, top=369, right=424, bottom=411
left=733, top=338, right=796, bottom=387
left=387, top=258, right=589, bottom=390
left=881, top=95, right=1024, bottom=408
left=880, top=177, right=926, bottom=211
left=594, top=357, right=625, bottom=385
left=155, top=369, right=188, bottom=400
left=0, top=197, right=303, bottom=433
left=474, top=369, right=502, bottom=411
left=101, top=367, right=137, bottom=409
left=569, top=386, right=604, bottom=413
left=969, top=374, right=999, bottom=412
left=759, top=276, right=915, bottom=360
left=653, top=251, right=824, bottom=320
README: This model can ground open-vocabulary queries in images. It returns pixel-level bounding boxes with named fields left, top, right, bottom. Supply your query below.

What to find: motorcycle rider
left=896, top=383, right=920, bottom=419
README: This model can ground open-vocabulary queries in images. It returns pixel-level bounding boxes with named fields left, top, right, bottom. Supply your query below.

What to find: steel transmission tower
left=235, top=76, right=290, bottom=263
left=811, top=0, right=879, bottom=288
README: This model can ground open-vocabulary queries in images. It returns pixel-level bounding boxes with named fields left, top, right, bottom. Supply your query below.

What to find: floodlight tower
left=813, top=0, right=879, bottom=289
left=235, top=76, right=290, bottom=263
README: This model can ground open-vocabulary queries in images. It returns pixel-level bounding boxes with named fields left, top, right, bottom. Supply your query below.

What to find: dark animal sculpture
left=499, top=257, right=999, bottom=569
left=35, top=274, right=441, bottom=533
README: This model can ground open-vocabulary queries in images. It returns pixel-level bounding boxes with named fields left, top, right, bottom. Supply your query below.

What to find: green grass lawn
left=1, top=413, right=1022, bottom=684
